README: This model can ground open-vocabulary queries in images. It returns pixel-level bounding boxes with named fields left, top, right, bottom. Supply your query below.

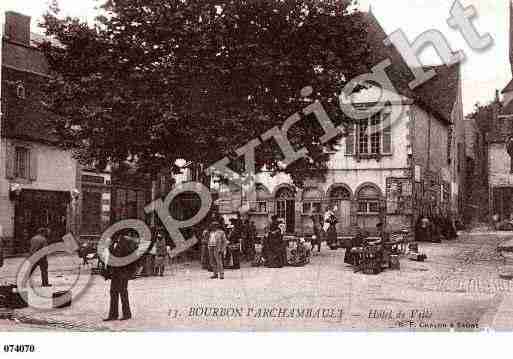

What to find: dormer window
left=16, top=83, right=26, bottom=99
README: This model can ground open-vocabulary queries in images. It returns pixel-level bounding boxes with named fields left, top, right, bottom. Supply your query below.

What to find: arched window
left=329, top=186, right=351, bottom=201
left=357, top=185, right=381, bottom=214
left=275, top=186, right=296, bottom=233
left=302, top=188, right=322, bottom=214
left=276, top=187, right=294, bottom=199
left=16, top=83, right=26, bottom=99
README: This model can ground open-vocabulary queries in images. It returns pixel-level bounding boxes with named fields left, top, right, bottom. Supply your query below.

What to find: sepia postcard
left=1, top=0, right=513, bottom=342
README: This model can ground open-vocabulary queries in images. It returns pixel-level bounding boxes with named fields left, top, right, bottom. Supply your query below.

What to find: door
left=494, top=187, right=513, bottom=221
left=82, top=191, right=102, bottom=235
left=276, top=199, right=295, bottom=234
left=15, top=190, right=69, bottom=253
left=337, top=201, right=351, bottom=232
left=328, top=186, right=352, bottom=233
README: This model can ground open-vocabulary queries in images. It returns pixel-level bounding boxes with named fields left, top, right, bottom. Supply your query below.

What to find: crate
left=390, top=255, right=400, bottom=270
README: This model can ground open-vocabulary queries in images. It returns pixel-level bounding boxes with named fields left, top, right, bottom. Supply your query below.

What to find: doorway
left=328, top=185, right=352, bottom=232
left=276, top=187, right=296, bottom=234
left=14, top=189, right=69, bottom=253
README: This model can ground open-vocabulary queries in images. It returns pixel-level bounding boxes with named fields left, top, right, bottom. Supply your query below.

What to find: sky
left=0, top=0, right=510, bottom=116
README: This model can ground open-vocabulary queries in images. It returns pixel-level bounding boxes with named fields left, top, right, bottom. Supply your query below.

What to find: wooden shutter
left=345, top=124, right=355, bottom=155
left=382, top=113, right=392, bottom=154
left=5, top=143, right=15, bottom=179
left=29, top=150, right=38, bottom=181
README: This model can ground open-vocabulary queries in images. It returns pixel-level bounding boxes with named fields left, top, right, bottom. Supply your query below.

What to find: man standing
left=154, top=231, right=168, bottom=277
left=104, top=231, right=138, bottom=321
left=29, top=228, right=51, bottom=287
left=267, top=216, right=284, bottom=268
left=311, top=213, right=323, bottom=253
left=208, top=221, right=228, bottom=280
left=247, top=221, right=257, bottom=261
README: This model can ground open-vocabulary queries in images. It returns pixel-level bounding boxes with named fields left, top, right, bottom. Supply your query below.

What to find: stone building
left=484, top=1, right=513, bottom=222
left=462, top=115, right=488, bottom=225
left=0, top=12, right=80, bottom=254
left=214, top=12, right=465, bottom=236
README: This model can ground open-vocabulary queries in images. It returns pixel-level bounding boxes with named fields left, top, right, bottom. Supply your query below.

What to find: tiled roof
left=502, top=98, right=513, bottom=116
left=362, top=12, right=460, bottom=125
left=502, top=78, right=513, bottom=94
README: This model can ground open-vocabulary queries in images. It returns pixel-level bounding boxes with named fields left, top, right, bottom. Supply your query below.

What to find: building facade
left=485, top=1, right=513, bottom=222
left=214, top=12, right=465, bottom=236
left=0, top=12, right=81, bottom=254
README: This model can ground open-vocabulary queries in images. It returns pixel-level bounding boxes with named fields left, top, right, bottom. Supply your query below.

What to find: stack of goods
left=360, top=244, right=382, bottom=275
left=407, top=243, right=427, bottom=262
left=389, top=255, right=400, bottom=270
left=287, top=239, right=311, bottom=267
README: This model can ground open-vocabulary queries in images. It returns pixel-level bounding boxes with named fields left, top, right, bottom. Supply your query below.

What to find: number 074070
left=3, top=344, right=35, bottom=353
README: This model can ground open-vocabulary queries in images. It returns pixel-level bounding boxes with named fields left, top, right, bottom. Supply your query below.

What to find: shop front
left=13, top=189, right=71, bottom=254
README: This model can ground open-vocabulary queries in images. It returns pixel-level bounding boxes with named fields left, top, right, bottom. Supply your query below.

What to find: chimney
left=4, top=11, right=31, bottom=46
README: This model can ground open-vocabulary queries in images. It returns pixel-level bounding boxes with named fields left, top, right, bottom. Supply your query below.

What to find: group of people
left=200, top=213, right=320, bottom=277
left=415, top=210, right=458, bottom=243
left=200, top=216, right=258, bottom=278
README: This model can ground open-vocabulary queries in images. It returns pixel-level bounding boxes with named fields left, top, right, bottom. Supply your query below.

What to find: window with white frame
left=302, top=188, right=322, bottom=214
left=346, top=111, right=392, bottom=156
left=257, top=201, right=267, bottom=213
left=16, top=82, right=26, bottom=99
left=357, top=185, right=381, bottom=214
left=14, top=147, right=29, bottom=179
left=302, top=201, right=321, bottom=214
left=255, top=183, right=269, bottom=213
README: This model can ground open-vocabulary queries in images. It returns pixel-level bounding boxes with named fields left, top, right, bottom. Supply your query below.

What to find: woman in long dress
left=267, top=216, right=284, bottom=268
left=325, top=211, right=338, bottom=249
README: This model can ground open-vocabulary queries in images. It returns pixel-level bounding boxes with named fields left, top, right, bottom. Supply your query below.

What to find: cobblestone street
left=2, top=232, right=513, bottom=331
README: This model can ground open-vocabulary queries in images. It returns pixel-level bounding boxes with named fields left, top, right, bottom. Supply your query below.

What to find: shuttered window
left=345, top=110, right=392, bottom=155
left=14, top=147, right=29, bottom=179
left=6, top=144, right=37, bottom=181
left=345, top=124, right=354, bottom=155
left=382, top=112, right=392, bottom=154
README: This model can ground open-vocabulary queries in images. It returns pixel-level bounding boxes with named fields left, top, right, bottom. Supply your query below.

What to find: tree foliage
left=40, top=0, right=371, bottom=186
left=468, top=101, right=496, bottom=134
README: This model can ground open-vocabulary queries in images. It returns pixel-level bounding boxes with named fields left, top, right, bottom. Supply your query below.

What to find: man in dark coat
left=311, top=213, right=323, bottom=253
left=247, top=221, right=257, bottom=261
left=29, top=228, right=51, bottom=287
left=267, top=216, right=284, bottom=268
left=104, top=231, right=138, bottom=321
left=226, top=219, right=242, bottom=269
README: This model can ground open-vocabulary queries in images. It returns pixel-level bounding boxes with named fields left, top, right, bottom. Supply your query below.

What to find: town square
left=2, top=0, right=513, bottom=342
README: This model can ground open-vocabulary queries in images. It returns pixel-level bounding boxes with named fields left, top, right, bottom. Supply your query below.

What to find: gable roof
left=502, top=78, right=513, bottom=94
left=362, top=12, right=461, bottom=125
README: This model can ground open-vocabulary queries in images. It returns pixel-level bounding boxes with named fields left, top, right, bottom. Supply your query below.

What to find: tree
left=39, top=0, right=371, bottom=186
left=468, top=101, right=496, bottom=135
